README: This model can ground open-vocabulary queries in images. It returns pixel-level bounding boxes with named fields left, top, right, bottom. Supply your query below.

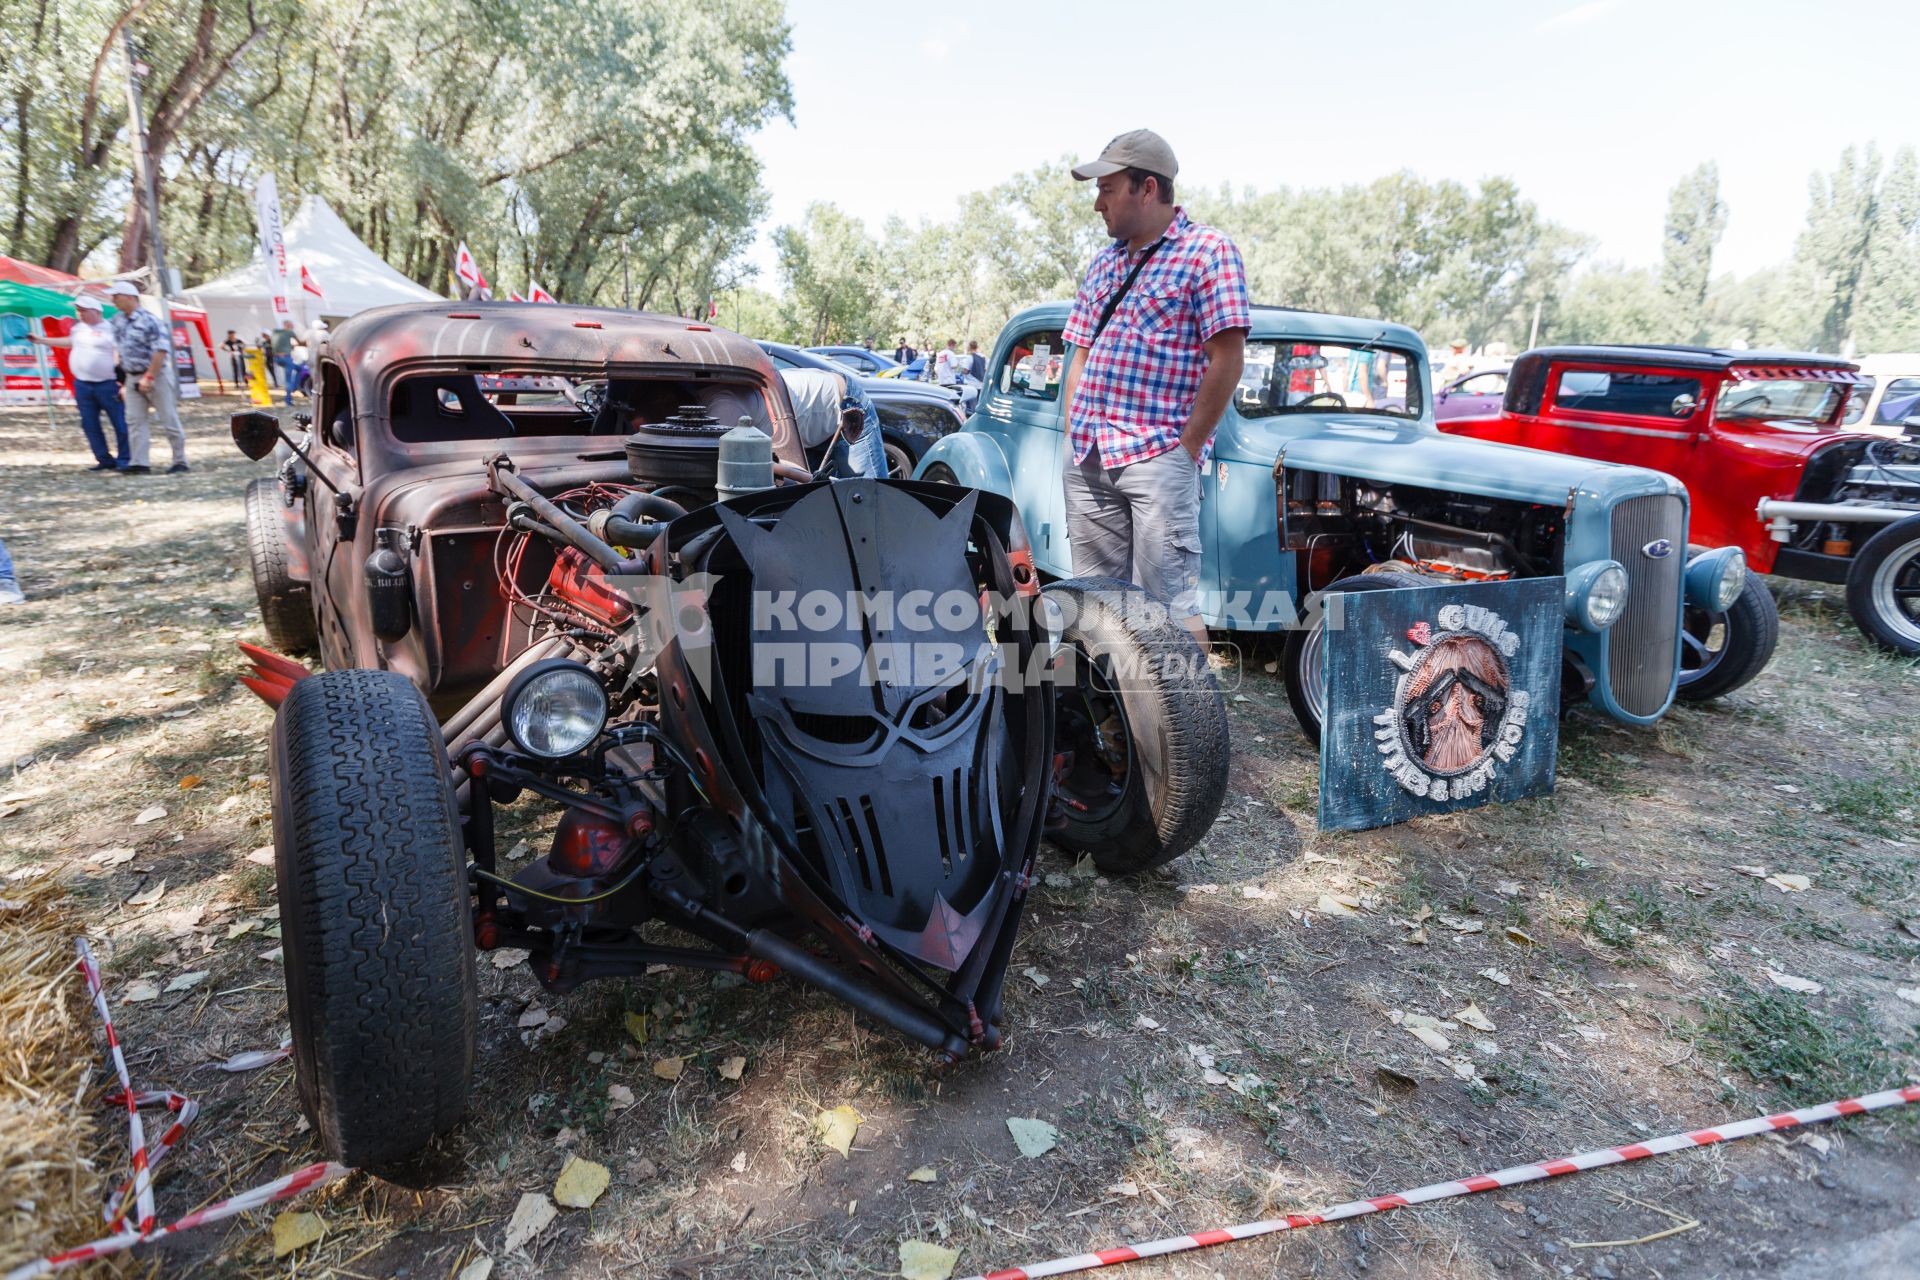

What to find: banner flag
left=528, top=279, right=556, bottom=304
left=453, top=242, right=489, bottom=296
left=299, top=264, right=324, bottom=298
left=253, top=176, right=294, bottom=328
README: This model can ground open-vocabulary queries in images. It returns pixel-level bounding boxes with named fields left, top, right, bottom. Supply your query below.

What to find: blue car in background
left=807, top=345, right=900, bottom=377
left=756, top=341, right=965, bottom=478
left=913, top=302, right=1761, bottom=739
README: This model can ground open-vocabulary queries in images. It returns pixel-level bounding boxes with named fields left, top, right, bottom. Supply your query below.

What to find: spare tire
left=1282, top=571, right=1430, bottom=742
left=273, top=668, right=476, bottom=1170
left=1044, top=578, right=1229, bottom=873
left=245, top=477, right=316, bottom=654
left=1846, top=513, right=1920, bottom=655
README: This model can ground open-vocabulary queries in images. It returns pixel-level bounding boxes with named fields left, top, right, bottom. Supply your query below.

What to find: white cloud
left=917, top=21, right=969, bottom=63
left=1537, top=1, right=1619, bottom=32
left=919, top=36, right=952, bottom=61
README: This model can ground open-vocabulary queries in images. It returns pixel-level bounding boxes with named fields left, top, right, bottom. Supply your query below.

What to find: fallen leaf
left=1407, top=926, right=1429, bottom=945
left=1316, top=894, right=1359, bottom=916
left=1773, top=784, right=1800, bottom=794
left=456, top=1258, right=494, bottom=1280
left=217, top=795, right=244, bottom=813
left=133, top=806, right=167, bottom=826
left=1478, top=968, right=1511, bottom=986
left=607, top=1084, right=635, bottom=1111
left=165, top=971, right=209, bottom=993
left=729, top=1150, right=747, bottom=1172
left=226, top=918, right=260, bottom=941
left=124, top=981, right=161, bottom=1003
left=899, top=1239, right=960, bottom=1280
left=491, top=947, right=529, bottom=969
left=1005, top=1117, right=1058, bottom=1158
left=271, top=1210, right=324, bottom=1258
left=1132, top=1014, right=1160, bottom=1031
left=1407, top=1025, right=1451, bottom=1053
left=1445, top=917, right=1484, bottom=934
left=1504, top=927, right=1539, bottom=946
left=1768, top=970, right=1823, bottom=994
left=246, top=846, right=274, bottom=866
left=214, top=1044, right=292, bottom=1072
left=1453, top=1003, right=1496, bottom=1032
left=1765, top=873, right=1812, bottom=893
left=502, top=1193, right=557, bottom=1253
left=506, top=839, right=533, bottom=861
left=178, top=775, right=203, bottom=790
left=88, top=847, right=137, bottom=867
left=258, top=947, right=283, bottom=963
left=717, top=1054, right=746, bottom=1081
left=553, top=1155, right=610, bottom=1209
left=652, top=1056, right=685, bottom=1081
left=1896, top=988, right=1920, bottom=1006
left=815, top=1105, right=864, bottom=1157
left=1108, top=1179, right=1141, bottom=1196
left=1022, top=966, right=1050, bottom=989
left=518, top=1006, right=549, bottom=1029
left=624, top=1011, right=649, bottom=1043
left=1375, top=1063, right=1419, bottom=1089
left=1731, top=864, right=1769, bottom=878
left=907, top=1166, right=938, bottom=1183
left=1494, top=880, right=1523, bottom=897
left=1202, top=1068, right=1230, bottom=1085
left=126, top=880, right=166, bottom=908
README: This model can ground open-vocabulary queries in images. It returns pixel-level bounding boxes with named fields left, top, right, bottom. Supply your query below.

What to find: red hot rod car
left=1442, top=345, right=1920, bottom=655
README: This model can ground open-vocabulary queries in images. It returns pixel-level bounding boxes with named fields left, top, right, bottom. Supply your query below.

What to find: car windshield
left=1235, top=340, right=1421, bottom=419
left=1714, top=378, right=1847, bottom=427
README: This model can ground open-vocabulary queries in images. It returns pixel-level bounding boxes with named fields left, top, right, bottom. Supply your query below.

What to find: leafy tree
left=775, top=203, right=890, bottom=345
left=1660, top=162, right=1726, bottom=343
left=1791, top=145, right=1882, bottom=352
left=1550, top=266, right=1669, bottom=345
left=1852, top=146, right=1920, bottom=352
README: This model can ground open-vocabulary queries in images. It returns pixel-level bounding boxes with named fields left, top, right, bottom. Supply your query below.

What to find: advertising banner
left=170, top=314, right=201, bottom=399
left=1319, top=577, right=1561, bottom=832
left=0, top=315, right=71, bottom=406
left=254, top=175, right=294, bottom=328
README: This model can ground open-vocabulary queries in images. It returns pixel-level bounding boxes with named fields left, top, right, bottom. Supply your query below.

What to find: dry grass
left=0, top=884, right=100, bottom=1274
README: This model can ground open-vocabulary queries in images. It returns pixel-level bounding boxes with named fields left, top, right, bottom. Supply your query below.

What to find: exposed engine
left=1281, top=468, right=1564, bottom=591
left=1785, top=436, right=1920, bottom=556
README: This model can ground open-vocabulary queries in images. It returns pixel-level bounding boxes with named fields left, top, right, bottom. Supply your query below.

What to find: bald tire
left=1044, top=578, right=1230, bottom=874
left=245, top=477, right=316, bottom=655
left=273, top=668, right=476, bottom=1170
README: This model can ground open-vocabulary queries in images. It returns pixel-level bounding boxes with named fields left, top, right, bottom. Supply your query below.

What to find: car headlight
left=1564, top=560, right=1629, bottom=632
left=1713, top=552, right=1746, bottom=610
left=503, top=659, right=608, bottom=758
left=1683, top=546, right=1747, bottom=614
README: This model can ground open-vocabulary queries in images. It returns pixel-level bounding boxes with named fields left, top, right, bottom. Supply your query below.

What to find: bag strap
left=1089, top=235, right=1168, bottom=348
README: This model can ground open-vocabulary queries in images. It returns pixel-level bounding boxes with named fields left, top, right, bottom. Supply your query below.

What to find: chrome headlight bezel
left=1565, top=559, right=1630, bottom=633
left=502, top=659, right=609, bottom=759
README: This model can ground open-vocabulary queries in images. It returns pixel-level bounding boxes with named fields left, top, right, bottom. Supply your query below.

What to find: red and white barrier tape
left=1, top=940, right=348, bottom=1280
left=964, top=1082, right=1920, bottom=1280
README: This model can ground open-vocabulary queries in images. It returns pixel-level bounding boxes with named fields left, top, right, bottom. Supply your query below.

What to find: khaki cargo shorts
left=1062, top=442, right=1203, bottom=621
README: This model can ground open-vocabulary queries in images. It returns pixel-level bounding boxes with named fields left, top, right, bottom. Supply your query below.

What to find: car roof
left=999, top=301, right=1427, bottom=351
left=1519, top=344, right=1858, bottom=373
left=758, top=340, right=952, bottom=401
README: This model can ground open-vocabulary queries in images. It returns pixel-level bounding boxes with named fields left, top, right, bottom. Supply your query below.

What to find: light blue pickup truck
left=914, top=302, right=1770, bottom=738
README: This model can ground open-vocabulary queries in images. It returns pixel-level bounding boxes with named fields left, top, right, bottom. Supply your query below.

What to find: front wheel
left=1044, top=578, right=1229, bottom=873
left=921, top=462, right=960, bottom=486
left=1674, top=576, right=1778, bottom=701
left=245, top=477, right=316, bottom=654
left=273, top=668, right=476, bottom=1170
left=1846, top=514, right=1920, bottom=655
left=1282, top=572, right=1429, bottom=742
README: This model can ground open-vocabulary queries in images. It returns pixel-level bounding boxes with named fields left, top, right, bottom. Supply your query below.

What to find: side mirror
left=231, top=410, right=283, bottom=461
left=1670, top=393, right=1697, bottom=417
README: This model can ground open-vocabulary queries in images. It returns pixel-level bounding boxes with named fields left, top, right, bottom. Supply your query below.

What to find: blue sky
left=749, top=0, right=1919, bottom=283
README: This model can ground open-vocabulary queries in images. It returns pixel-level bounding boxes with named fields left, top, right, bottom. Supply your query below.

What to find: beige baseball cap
left=1071, top=129, right=1179, bottom=182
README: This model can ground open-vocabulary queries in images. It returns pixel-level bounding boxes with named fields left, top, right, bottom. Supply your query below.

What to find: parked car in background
left=915, top=305, right=1768, bottom=738
left=756, top=341, right=964, bottom=478
left=808, top=345, right=901, bottom=377
left=1441, top=345, right=1920, bottom=654
left=1435, top=367, right=1510, bottom=420
left=1841, top=354, right=1920, bottom=436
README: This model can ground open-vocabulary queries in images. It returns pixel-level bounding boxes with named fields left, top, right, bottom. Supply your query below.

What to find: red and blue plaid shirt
left=1061, top=207, right=1250, bottom=468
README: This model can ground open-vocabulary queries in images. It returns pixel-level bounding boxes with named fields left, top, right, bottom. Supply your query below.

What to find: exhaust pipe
left=1756, top=498, right=1916, bottom=525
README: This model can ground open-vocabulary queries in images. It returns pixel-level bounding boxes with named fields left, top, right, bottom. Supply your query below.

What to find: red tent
left=0, top=255, right=82, bottom=288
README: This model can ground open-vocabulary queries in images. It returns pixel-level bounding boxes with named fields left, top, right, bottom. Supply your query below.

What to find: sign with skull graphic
left=1318, top=577, right=1561, bottom=832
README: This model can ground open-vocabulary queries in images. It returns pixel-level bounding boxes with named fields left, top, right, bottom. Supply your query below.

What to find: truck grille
left=1607, top=495, right=1685, bottom=718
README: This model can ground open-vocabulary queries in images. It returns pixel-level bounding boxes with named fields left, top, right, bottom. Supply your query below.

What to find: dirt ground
left=2, top=396, right=1917, bottom=1280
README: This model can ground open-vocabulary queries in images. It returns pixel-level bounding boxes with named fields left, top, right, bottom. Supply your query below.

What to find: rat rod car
left=913, top=305, right=1769, bottom=737
left=1441, top=346, right=1920, bottom=655
left=233, top=302, right=1228, bottom=1168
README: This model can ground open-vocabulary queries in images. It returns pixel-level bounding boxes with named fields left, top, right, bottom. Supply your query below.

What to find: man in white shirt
left=30, top=295, right=130, bottom=472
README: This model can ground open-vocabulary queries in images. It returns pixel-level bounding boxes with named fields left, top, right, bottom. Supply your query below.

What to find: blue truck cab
left=915, top=303, right=1760, bottom=733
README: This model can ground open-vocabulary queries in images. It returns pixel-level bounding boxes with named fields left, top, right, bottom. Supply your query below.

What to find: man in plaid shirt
left=1061, top=130, right=1248, bottom=643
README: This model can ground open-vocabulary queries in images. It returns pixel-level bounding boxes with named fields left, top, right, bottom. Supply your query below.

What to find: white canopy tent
left=182, top=196, right=443, bottom=357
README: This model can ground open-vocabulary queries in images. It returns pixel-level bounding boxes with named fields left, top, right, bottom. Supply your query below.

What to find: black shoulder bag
left=1088, top=236, right=1168, bottom=348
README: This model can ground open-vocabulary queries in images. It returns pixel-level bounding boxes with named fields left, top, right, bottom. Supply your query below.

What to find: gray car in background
left=758, top=341, right=965, bottom=477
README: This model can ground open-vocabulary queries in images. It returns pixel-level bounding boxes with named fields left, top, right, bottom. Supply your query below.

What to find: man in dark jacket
left=892, top=337, right=916, bottom=365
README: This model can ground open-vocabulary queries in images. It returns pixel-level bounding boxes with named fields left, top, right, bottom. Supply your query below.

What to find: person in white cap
left=1059, top=129, right=1249, bottom=645
left=29, top=294, right=131, bottom=471
left=105, top=280, right=189, bottom=474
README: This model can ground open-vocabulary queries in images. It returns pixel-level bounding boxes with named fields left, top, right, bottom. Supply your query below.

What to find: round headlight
left=1585, top=563, right=1630, bottom=630
left=1714, top=552, right=1747, bottom=611
left=503, top=660, right=608, bottom=759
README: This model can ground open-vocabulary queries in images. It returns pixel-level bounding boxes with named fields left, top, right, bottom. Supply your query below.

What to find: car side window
left=1460, top=371, right=1508, bottom=396
left=998, top=329, right=1064, bottom=400
left=1873, top=377, right=1920, bottom=426
left=1553, top=370, right=1701, bottom=419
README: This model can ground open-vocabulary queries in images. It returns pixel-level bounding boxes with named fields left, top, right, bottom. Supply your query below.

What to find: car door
left=1539, top=364, right=1705, bottom=482
left=989, top=328, right=1071, bottom=572
left=1437, top=370, right=1508, bottom=420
